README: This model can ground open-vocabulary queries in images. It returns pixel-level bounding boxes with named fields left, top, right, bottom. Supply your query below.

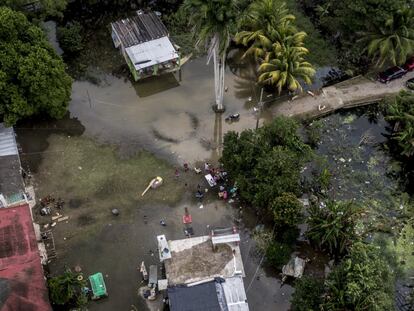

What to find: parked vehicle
left=403, top=57, right=414, bottom=71
left=406, top=78, right=414, bottom=90
left=378, top=66, right=407, bottom=83
left=225, top=113, right=240, bottom=122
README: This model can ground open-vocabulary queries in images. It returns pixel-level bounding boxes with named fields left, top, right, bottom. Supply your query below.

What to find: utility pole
left=255, top=88, right=264, bottom=130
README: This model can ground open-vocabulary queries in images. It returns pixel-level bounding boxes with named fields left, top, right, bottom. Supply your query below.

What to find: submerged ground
left=16, top=55, right=295, bottom=310
left=16, top=22, right=413, bottom=311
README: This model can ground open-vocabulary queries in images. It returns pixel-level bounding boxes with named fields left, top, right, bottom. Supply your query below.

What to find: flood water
left=68, top=56, right=270, bottom=164
left=15, top=23, right=412, bottom=309
left=16, top=48, right=297, bottom=310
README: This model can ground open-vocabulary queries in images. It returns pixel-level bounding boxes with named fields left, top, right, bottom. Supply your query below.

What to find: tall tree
left=183, top=0, right=239, bottom=111
left=235, top=0, right=296, bottom=60
left=258, top=40, right=315, bottom=94
left=361, top=7, right=414, bottom=67
left=0, top=7, right=72, bottom=126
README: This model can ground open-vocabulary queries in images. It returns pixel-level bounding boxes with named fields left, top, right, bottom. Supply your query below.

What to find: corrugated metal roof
left=111, top=11, right=169, bottom=48
left=221, top=277, right=249, bottom=311
left=0, top=123, right=18, bottom=157
left=0, top=123, right=23, bottom=196
left=125, top=36, right=178, bottom=70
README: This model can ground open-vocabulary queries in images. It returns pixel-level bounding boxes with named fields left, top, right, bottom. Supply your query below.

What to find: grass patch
left=33, top=135, right=186, bottom=244
left=285, top=0, right=337, bottom=67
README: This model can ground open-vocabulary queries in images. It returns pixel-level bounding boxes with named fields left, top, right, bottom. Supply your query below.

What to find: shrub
left=266, top=241, right=293, bottom=269
left=57, top=22, right=83, bottom=55
left=322, top=242, right=394, bottom=310
left=48, top=268, right=87, bottom=307
left=307, top=200, right=363, bottom=259
left=291, top=276, right=324, bottom=311
left=271, top=192, right=303, bottom=228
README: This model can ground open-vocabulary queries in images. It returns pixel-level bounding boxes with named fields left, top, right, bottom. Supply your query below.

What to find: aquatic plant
left=307, top=200, right=363, bottom=259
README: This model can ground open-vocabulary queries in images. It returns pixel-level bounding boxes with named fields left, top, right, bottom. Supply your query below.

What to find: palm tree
left=182, top=0, right=239, bottom=111
left=258, top=38, right=315, bottom=94
left=235, top=0, right=296, bottom=60
left=361, top=8, right=414, bottom=67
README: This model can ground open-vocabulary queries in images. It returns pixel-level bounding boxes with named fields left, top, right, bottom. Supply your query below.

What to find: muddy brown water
left=15, top=56, right=298, bottom=310
left=68, top=57, right=271, bottom=164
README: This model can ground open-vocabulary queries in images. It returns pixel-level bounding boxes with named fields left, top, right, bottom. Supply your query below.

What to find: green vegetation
left=48, top=268, right=87, bottom=308
left=57, top=22, right=84, bottom=55
left=322, top=242, right=395, bottom=310
left=383, top=91, right=414, bottom=158
left=309, top=0, right=414, bottom=72
left=284, top=0, right=337, bottom=66
left=258, top=41, right=315, bottom=93
left=307, top=200, right=363, bottom=259
left=222, top=116, right=309, bottom=270
left=222, top=116, right=310, bottom=213
left=0, top=0, right=67, bottom=18
left=271, top=192, right=302, bottom=227
left=235, top=0, right=315, bottom=93
left=0, top=7, right=72, bottom=126
left=361, top=8, right=414, bottom=67
left=265, top=241, right=293, bottom=269
left=291, top=276, right=324, bottom=311
left=34, top=135, right=186, bottom=246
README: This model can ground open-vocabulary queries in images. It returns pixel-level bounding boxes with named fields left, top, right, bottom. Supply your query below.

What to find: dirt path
left=271, top=72, right=414, bottom=119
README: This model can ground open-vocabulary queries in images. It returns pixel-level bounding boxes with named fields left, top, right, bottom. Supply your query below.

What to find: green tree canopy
left=322, top=242, right=395, bottom=310
left=48, top=269, right=87, bottom=307
left=361, top=7, right=414, bottom=67
left=0, top=0, right=67, bottom=18
left=271, top=192, right=303, bottom=227
left=258, top=41, right=315, bottom=94
left=235, top=0, right=315, bottom=93
left=0, top=7, right=72, bottom=126
left=317, top=0, right=411, bottom=72
left=221, top=116, right=311, bottom=212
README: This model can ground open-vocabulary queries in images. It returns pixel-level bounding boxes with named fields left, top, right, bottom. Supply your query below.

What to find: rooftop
left=164, top=235, right=245, bottom=286
left=125, top=36, right=178, bottom=71
left=0, top=123, right=23, bottom=197
left=168, top=277, right=249, bottom=311
left=111, top=11, right=168, bottom=48
left=0, top=204, right=52, bottom=310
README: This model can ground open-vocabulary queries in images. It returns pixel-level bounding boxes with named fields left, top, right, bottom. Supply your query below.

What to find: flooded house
left=111, top=10, right=180, bottom=81
left=157, top=228, right=250, bottom=310
left=0, top=124, right=51, bottom=310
